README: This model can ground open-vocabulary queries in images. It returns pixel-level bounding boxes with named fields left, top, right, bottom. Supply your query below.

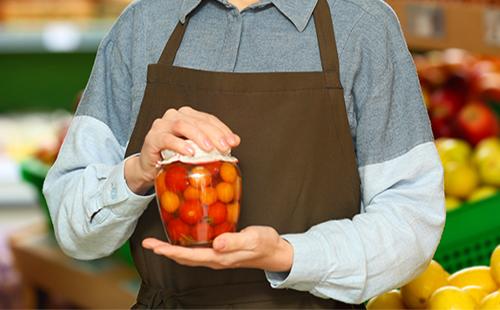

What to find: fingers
left=177, top=107, right=240, bottom=150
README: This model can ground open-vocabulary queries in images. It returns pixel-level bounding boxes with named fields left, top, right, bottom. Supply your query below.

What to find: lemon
left=479, top=291, right=500, bottom=310
left=468, top=187, right=498, bottom=202
left=436, top=138, right=472, bottom=165
left=491, top=245, right=500, bottom=285
left=444, top=162, right=479, bottom=199
left=462, top=285, right=489, bottom=304
left=366, top=290, right=405, bottom=309
left=473, top=137, right=500, bottom=167
left=445, top=196, right=462, bottom=211
left=448, top=266, right=498, bottom=293
left=401, top=260, right=449, bottom=309
left=429, top=286, right=477, bottom=310
left=477, top=154, right=500, bottom=187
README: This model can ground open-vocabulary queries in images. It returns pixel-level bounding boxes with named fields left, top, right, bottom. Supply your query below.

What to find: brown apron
left=125, top=0, right=362, bottom=308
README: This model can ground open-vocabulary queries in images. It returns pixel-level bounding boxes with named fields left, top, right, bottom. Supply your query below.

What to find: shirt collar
left=179, top=0, right=319, bottom=32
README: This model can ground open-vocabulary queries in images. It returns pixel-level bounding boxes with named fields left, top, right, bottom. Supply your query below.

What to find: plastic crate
left=20, top=158, right=134, bottom=267
left=434, top=193, right=500, bottom=273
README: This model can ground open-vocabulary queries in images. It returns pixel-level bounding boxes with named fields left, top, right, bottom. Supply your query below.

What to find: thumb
left=213, top=231, right=250, bottom=252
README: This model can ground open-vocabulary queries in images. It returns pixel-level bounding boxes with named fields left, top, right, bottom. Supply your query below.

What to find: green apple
left=436, top=138, right=472, bottom=166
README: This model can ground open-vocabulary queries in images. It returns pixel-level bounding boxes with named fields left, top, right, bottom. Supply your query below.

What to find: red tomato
left=160, top=207, right=174, bottom=223
left=179, top=200, right=203, bottom=225
left=191, top=222, right=214, bottom=242
left=208, top=202, right=227, bottom=225
left=213, top=222, right=235, bottom=237
left=164, top=164, right=189, bottom=192
left=203, top=161, right=222, bottom=176
left=167, top=219, right=191, bottom=243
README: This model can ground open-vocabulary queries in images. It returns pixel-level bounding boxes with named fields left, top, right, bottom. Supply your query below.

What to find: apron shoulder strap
left=158, top=19, right=189, bottom=65
left=313, top=0, right=342, bottom=88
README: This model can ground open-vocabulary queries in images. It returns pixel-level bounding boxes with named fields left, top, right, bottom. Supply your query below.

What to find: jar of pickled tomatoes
left=155, top=141, right=242, bottom=247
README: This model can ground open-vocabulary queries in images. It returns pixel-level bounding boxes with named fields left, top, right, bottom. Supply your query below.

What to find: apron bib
left=126, top=0, right=362, bottom=307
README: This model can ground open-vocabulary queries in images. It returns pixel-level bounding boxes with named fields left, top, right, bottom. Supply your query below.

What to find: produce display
left=155, top=161, right=242, bottom=246
left=415, top=49, right=500, bottom=209
left=435, top=137, right=500, bottom=211
left=415, top=49, right=499, bottom=144
left=367, top=246, right=500, bottom=309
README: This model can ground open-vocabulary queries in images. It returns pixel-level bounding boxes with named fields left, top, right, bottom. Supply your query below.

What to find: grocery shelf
left=0, top=20, right=113, bottom=53
left=386, top=0, right=500, bottom=55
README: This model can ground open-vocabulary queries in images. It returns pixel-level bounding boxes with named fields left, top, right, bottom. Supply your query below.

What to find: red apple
left=456, top=102, right=499, bottom=145
left=476, top=72, right=500, bottom=103
left=429, top=89, right=464, bottom=121
left=431, top=116, right=458, bottom=139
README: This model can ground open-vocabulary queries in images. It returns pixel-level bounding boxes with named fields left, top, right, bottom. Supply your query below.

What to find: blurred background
left=0, top=0, right=499, bottom=309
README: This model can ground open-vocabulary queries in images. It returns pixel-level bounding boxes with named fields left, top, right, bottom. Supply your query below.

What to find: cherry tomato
left=200, top=187, right=218, bottom=205
left=203, top=161, right=222, bottom=176
left=160, top=207, right=174, bottom=223
left=213, top=222, right=235, bottom=237
left=220, top=163, right=237, bottom=183
left=191, top=222, right=214, bottom=242
left=155, top=170, right=168, bottom=196
left=208, top=202, right=227, bottom=225
left=183, top=186, right=200, bottom=200
left=189, top=166, right=212, bottom=188
left=160, top=190, right=180, bottom=213
left=165, top=164, right=189, bottom=192
left=226, top=202, right=240, bottom=224
left=234, top=176, right=242, bottom=201
left=179, top=200, right=203, bottom=225
left=167, top=218, right=191, bottom=243
left=216, top=182, right=234, bottom=203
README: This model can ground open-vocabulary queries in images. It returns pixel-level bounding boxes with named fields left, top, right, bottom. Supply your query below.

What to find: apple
left=435, top=138, right=472, bottom=166
left=456, top=102, right=499, bottom=145
left=431, top=117, right=458, bottom=139
left=476, top=72, right=500, bottom=103
left=429, top=89, right=464, bottom=121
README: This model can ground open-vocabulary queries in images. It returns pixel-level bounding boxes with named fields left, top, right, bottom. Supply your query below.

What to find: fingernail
left=219, top=138, right=228, bottom=149
left=186, top=145, right=195, bottom=156
left=226, top=136, right=236, bottom=145
left=204, top=139, right=213, bottom=149
left=214, top=239, right=226, bottom=251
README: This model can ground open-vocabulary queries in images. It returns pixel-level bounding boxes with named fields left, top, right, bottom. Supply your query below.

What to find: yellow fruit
left=429, top=286, right=477, bottom=310
left=448, top=266, right=498, bottom=293
left=479, top=291, right=500, bottom=310
left=367, top=290, right=405, bottom=310
left=444, top=162, right=479, bottom=199
left=401, top=260, right=449, bottom=309
left=226, top=202, right=240, bottom=224
left=473, top=137, right=500, bottom=167
left=216, top=182, right=235, bottom=203
left=462, top=285, right=489, bottom=304
left=160, top=191, right=180, bottom=213
left=468, top=187, right=498, bottom=202
left=491, top=245, right=500, bottom=285
left=436, top=138, right=472, bottom=165
left=220, top=163, right=237, bottom=183
left=477, top=155, right=500, bottom=187
left=445, top=197, right=462, bottom=211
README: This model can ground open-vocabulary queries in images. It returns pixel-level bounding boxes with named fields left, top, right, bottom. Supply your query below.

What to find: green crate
left=20, top=158, right=134, bottom=267
left=434, top=193, right=500, bottom=273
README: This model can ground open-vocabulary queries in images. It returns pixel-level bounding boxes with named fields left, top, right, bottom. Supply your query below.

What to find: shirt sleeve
left=265, top=3, right=445, bottom=303
left=42, top=4, right=155, bottom=260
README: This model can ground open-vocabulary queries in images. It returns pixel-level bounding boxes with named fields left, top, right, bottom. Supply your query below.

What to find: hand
left=125, top=106, right=240, bottom=194
left=142, top=226, right=293, bottom=272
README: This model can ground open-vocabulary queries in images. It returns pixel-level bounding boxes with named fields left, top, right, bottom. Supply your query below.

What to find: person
left=43, top=0, right=445, bottom=308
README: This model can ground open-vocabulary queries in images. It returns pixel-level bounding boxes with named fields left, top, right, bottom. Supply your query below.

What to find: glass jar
left=155, top=141, right=242, bottom=247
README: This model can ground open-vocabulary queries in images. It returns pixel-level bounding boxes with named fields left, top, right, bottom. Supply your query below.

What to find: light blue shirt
left=43, top=0, right=445, bottom=303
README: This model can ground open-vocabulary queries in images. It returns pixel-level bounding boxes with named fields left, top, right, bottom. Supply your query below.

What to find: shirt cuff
left=99, top=154, right=155, bottom=219
left=264, top=232, right=329, bottom=292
